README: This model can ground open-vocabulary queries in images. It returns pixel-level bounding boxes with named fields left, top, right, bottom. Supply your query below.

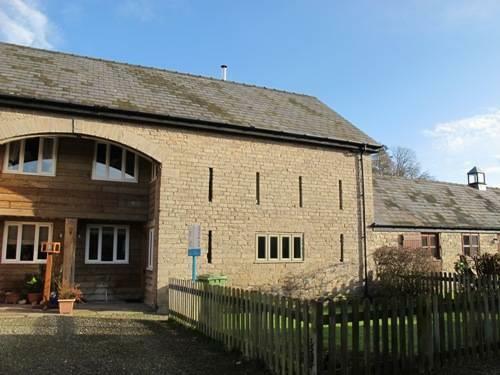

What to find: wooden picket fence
left=168, top=278, right=500, bottom=375
left=400, top=272, right=500, bottom=297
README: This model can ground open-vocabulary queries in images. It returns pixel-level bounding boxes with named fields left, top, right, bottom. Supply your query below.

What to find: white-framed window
left=92, top=142, right=139, bottom=182
left=85, top=224, right=130, bottom=264
left=1, top=222, right=53, bottom=264
left=256, top=233, right=303, bottom=262
left=4, top=137, right=57, bottom=176
left=147, top=227, right=154, bottom=271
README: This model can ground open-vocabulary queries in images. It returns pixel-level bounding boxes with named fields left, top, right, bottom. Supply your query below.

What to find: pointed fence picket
left=168, top=278, right=500, bottom=375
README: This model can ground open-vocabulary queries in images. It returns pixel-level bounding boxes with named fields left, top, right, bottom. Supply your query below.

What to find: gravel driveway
left=0, top=313, right=268, bottom=375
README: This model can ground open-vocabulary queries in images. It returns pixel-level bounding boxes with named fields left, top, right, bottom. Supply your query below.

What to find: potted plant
left=57, top=285, right=82, bottom=315
left=5, top=291, right=20, bottom=304
left=25, top=274, right=43, bottom=304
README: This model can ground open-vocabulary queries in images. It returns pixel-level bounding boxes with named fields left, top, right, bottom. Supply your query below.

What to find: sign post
left=41, top=242, right=61, bottom=309
left=188, top=224, right=201, bottom=281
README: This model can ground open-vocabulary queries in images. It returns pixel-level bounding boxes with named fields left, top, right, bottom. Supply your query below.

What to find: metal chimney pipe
left=221, top=65, right=227, bottom=81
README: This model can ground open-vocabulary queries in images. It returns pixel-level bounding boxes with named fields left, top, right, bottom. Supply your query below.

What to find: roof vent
left=220, top=65, right=227, bottom=81
left=467, top=166, right=486, bottom=190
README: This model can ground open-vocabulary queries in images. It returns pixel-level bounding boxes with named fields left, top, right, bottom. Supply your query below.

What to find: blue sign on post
left=188, top=224, right=201, bottom=281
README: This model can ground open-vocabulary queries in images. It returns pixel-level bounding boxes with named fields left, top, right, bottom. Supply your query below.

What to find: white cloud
left=0, top=0, right=56, bottom=49
left=423, top=109, right=500, bottom=186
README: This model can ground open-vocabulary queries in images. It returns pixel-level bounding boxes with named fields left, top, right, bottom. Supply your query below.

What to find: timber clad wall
left=75, top=221, right=145, bottom=301
left=0, top=138, right=151, bottom=221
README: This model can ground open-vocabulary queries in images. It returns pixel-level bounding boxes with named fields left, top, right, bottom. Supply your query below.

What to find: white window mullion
left=16, top=224, right=22, bottom=262
left=19, top=139, right=25, bottom=172
left=121, top=149, right=126, bottom=180
left=37, top=138, right=44, bottom=173
left=98, top=226, right=103, bottom=262
left=33, top=224, right=40, bottom=262
left=113, top=227, right=118, bottom=262
left=4, top=143, right=10, bottom=172
left=105, top=144, right=110, bottom=179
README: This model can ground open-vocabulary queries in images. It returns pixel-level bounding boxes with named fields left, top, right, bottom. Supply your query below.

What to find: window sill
left=91, top=176, right=138, bottom=184
left=1, top=260, right=47, bottom=264
left=254, top=259, right=304, bottom=264
left=85, top=261, right=129, bottom=265
left=3, top=170, right=56, bottom=177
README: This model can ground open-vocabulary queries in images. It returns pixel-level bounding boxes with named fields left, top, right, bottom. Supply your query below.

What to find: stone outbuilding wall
left=371, top=229, right=499, bottom=272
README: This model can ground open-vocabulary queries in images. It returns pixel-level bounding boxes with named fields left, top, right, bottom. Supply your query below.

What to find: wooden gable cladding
left=0, top=137, right=151, bottom=221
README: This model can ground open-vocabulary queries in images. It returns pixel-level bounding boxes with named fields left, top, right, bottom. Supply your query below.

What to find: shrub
left=373, top=246, right=437, bottom=296
left=473, top=253, right=500, bottom=277
left=454, top=254, right=474, bottom=277
left=57, top=284, right=83, bottom=302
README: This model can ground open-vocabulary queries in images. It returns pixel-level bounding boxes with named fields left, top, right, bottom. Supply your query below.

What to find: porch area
left=0, top=135, right=160, bottom=308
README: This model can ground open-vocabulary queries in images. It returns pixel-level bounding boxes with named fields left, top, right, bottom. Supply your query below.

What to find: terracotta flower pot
left=58, top=299, right=76, bottom=315
left=5, top=292, right=20, bottom=304
left=27, top=292, right=42, bottom=304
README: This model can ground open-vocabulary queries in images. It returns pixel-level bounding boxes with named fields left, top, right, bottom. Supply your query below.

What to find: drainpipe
left=360, top=144, right=369, bottom=297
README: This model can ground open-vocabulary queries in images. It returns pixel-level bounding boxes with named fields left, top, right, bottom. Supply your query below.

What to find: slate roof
left=0, top=42, right=380, bottom=149
left=373, top=175, right=500, bottom=230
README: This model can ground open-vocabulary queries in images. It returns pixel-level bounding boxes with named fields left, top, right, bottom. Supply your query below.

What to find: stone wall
left=0, top=108, right=374, bottom=309
left=371, top=230, right=500, bottom=272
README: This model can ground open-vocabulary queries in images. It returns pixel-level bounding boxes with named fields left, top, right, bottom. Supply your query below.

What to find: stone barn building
left=0, top=42, right=381, bottom=309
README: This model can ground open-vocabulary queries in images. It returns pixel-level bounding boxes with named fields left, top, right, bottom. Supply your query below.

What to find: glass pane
left=23, top=138, right=40, bottom=173
left=293, top=237, right=302, bottom=259
left=7, top=141, right=20, bottom=171
left=20, top=224, right=35, bottom=261
left=101, top=227, right=114, bottom=261
left=281, top=237, right=290, bottom=259
left=116, top=228, right=127, bottom=260
left=41, top=138, right=54, bottom=173
left=471, top=235, right=479, bottom=246
left=421, top=236, right=428, bottom=247
left=95, top=143, right=107, bottom=178
left=257, top=236, right=266, bottom=259
left=270, top=236, right=278, bottom=259
left=463, top=236, right=470, bottom=245
left=37, top=226, right=49, bottom=260
left=125, top=151, right=135, bottom=179
left=109, top=145, right=123, bottom=179
left=88, top=228, right=99, bottom=260
left=6, top=225, right=18, bottom=259
left=430, top=235, right=436, bottom=246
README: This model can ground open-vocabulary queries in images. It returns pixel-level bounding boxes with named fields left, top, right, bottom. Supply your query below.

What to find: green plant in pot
left=24, top=274, right=43, bottom=305
left=57, top=284, right=82, bottom=315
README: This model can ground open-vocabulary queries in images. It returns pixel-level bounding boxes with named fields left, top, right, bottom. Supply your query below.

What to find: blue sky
left=1, top=1, right=500, bottom=185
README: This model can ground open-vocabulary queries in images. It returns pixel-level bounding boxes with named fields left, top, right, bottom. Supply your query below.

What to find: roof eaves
left=0, top=94, right=383, bottom=152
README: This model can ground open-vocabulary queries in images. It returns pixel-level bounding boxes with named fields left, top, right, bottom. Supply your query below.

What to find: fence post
left=312, top=299, right=324, bottom=375
left=417, top=295, right=434, bottom=372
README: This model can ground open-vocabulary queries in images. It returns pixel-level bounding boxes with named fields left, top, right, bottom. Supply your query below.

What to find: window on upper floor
left=1, top=222, right=52, bottom=264
left=92, top=142, right=139, bottom=182
left=4, top=138, right=57, bottom=176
